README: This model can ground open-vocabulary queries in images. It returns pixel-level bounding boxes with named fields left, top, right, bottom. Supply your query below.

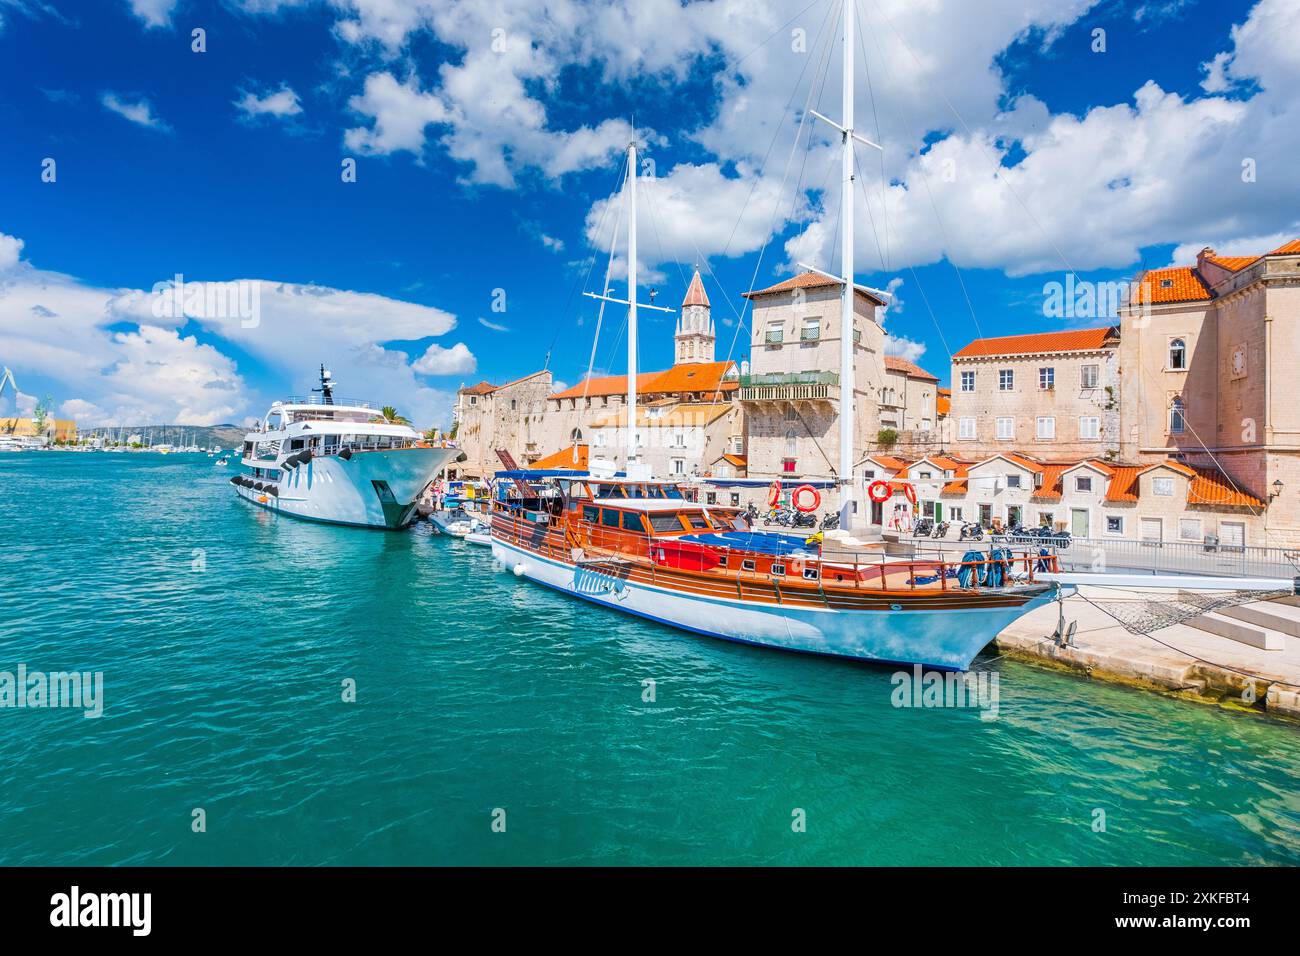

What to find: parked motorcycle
left=931, top=521, right=949, bottom=539
left=958, top=521, right=984, bottom=542
left=819, top=511, right=840, bottom=531
left=792, top=510, right=817, bottom=529
left=912, top=517, right=934, bottom=537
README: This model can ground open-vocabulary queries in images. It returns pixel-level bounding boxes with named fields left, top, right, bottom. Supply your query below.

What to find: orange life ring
left=792, top=484, right=820, bottom=512
left=867, top=480, right=892, bottom=503
left=903, top=483, right=917, bottom=506
left=768, top=480, right=782, bottom=507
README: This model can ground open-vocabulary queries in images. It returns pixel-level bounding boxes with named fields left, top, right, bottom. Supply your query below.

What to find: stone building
left=738, top=272, right=887, bottom=496
left=949, top=326, right=1120, bottom=459
left=452, top=370, right=553, bottom=478
left=536, top=270, right=742, bottom=473
left=1118, top=239, right=1300, bottom=545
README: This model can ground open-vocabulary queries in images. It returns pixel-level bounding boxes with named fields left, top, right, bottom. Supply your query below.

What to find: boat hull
left=235, top=446, right=460, bottom=529
left=491, top=537, right=1057, bottom=670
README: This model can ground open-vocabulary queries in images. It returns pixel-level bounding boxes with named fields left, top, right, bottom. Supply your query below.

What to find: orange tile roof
left=530, top=444, right=589, bottom=470
left=1269, top=238, right=1300, bottom=255
left=952, top=326, right=1118, bottom=359
left=721, top=453, right=746, bottom=467
left=865, top=455, right=912, bottom=472
left=1030, top=463, right=1071, bottom=501
left=1103, top=465, right=1142, bottom=502
left=1204, top=255, right=1257, bottom=271
left=941, top=479, right=967, bottom=494
left=460, top=381, right=498, bottom=395
left=883, top=356, right=939, bottom=381
left=743, top=271, right=887, bottom=305
left=1187, top=467, right=1263, bottom=508
left=1133, top=267, right=1214, bottom=305
left=936, top=387, right=951, bottom=416
left=550, top=362, right=737, bottom=401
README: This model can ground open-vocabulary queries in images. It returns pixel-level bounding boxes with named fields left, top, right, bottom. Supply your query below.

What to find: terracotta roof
left=460, top=381, right=498, bottom=396
left=1204, top=255, right=1257, bottom=272
left=1030, top=463, right=1072, bottom=501
left=742, top=271, right=887, bottom=306
left=1187, top=467, right=1263, bottom=508
left=1133, top=267, right=1214, bottom=305
left=862, top=455, right=911, bottom=472
left=1269, top=239, right=1300, bottom=255
left=550, top=362, right=737, bottom=401
left=936, top=387, right=951, bottom=416
left=721, top=453, right=746, bottom=467
left=952, top=326, right=1118, bottom=359
left=682, top=270, right=710, bottom=308
left=883, top=355, right=940, bottom=381
left=1103, top=465, right=1142, bottom=502
left=530, top=444, right=589, bottom=470
left=941, top=479, right=967, bottom=495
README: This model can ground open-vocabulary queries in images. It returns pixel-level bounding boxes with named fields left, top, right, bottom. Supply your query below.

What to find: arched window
left=570, top=428, right=583, bottom=443
left=1168, top=338, right=1187, bottom=370
left=1169, top=397, right=1186, bottom=434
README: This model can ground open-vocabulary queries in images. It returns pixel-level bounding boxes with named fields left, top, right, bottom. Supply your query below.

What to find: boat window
left=771, top=564, right=786, bottom=576
left=663, top=486, right=685, bottom=499
left=648, top=513, right=685, bottom=533
left=717, top=555, right=728, bottom=567
left=685, top=513, right=709, bottom=530
left=741, top=559, right=756, bottom=572
left=803, top=568, right=820, bottom=580
left=583, top=505, right=599, bottom=523
left=622, top=512, right=647, bottom=533
left=601, top=509, right=621, bottom=528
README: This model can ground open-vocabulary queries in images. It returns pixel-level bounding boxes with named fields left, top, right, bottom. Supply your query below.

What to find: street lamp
left=1270, top=479, right=1284, bottom=501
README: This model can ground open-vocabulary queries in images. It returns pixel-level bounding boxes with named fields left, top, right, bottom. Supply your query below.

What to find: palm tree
left=374, top=405, right=410, bottom=425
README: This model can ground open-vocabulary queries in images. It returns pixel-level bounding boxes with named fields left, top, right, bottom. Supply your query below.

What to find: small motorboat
left=464, top=529, right=492, bottom=546
left=429, top=507, right=480, bottom=538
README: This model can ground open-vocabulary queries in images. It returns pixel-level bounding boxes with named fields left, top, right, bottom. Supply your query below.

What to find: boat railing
left=489, top=506, right=1060, bottom=591
left=281, top=395, right=378, bottom=409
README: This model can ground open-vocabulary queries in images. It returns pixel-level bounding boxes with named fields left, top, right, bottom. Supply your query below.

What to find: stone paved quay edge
left=994, top=589, right=1300, bottom=721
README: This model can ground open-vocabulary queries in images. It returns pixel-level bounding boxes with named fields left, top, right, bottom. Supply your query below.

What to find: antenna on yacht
left=582, top=128, right=675, bottom=470
left=313, top=365, right=336, bottom=405
left=806, top=0, right=883, bottom=529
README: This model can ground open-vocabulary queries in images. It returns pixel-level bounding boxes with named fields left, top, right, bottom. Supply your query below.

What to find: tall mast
left=626, top=136, right=638, bottom=467
left=582, top=135, right=674, bottom=474
left=838, top=0, right=856, bottom=527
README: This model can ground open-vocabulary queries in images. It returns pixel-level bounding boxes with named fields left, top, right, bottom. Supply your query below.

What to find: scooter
left=819, top=511, right=840, bottom=531
left=958, top=521, right=984, bottom=542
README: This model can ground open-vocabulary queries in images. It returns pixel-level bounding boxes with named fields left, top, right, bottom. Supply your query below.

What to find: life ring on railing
left=792, top=484, right=820, bottom=513
left=867, top=480, right=892, bottom=503
left=902, top=483, right=917, bottom=506
left=768, top=480, right=783, bottom=507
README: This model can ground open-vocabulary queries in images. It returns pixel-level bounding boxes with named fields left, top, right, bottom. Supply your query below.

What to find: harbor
left=3, top=451, right=1299, bottom=866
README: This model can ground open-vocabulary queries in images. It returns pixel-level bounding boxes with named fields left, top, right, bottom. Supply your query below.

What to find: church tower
left=675, top=269, right=715, bottom=365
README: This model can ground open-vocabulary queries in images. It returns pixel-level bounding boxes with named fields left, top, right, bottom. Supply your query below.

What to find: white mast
left=801, top=0, right=885, bottom=527
left=582, top=132, right=674, bottom=475
left=837, top=0, right=855, bottom=527
left=627, top=136, right=639, bottom=467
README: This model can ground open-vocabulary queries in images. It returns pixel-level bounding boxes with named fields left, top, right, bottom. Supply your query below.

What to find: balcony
left=764, top=331, right=784, bottom=345
left=739, top=371, right=839, bottom=403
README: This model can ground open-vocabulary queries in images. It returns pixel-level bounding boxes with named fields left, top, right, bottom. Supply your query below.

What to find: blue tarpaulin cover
left=677, top=532, right=817, bottom=557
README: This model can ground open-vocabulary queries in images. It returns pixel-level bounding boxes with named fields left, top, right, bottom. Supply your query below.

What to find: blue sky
left=0, top=0, right=1295, bottom=428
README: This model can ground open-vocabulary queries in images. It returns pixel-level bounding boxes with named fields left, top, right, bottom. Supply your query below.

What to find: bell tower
left=675, top=269, right=715, bottom=365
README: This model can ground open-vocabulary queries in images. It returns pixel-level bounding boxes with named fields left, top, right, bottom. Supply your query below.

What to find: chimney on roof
left=1197, top=246, right=1216, bottom=272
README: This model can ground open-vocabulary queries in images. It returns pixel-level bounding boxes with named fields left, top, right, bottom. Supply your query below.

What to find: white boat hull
left=235, top=446, right=460, bottom=529
left=491, top=537, right=1057, bottom=670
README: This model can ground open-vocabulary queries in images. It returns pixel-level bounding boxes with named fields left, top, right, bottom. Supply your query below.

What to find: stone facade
left=452, top=370, right=553, bottom=479
left=1118, top=241, right=1300, bottom=545
left=949, top=327, right=1120, bottom=460
left=738, top=273, right=886, bottom=499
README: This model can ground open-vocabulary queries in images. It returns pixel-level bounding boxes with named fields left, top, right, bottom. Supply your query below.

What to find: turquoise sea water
left=2, top=452, right=1299, bottom=866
